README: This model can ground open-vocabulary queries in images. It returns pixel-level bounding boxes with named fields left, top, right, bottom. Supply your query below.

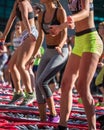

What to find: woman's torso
left=41, top=7, right=65, bottom=46
left=68, top=0, right=95, bottom=32
left=16, top=1, right=35, bottom=31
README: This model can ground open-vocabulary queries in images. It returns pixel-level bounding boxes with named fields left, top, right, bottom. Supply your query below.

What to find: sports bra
left=16, top=5, right=34, bottom=21
left=41, top=8, right=60, bottom=34
left=68, top=0, right=94, bottom=14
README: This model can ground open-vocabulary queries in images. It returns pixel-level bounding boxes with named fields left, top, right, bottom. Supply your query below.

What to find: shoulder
left=57, top=7, right=66, bottom=15
left=57, top=8, right=67, bottom=23
left=19, top=0, right=29, bottom=10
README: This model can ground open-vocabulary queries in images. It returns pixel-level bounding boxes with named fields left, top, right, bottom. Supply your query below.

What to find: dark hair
left=53, top=0, right=63, bottom=8
left=33, top=3, right=44, bottom=12
left=18, top=0, right=30, bottom=2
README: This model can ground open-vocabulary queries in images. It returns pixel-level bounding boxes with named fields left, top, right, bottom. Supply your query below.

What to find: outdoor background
left=0, top=0, right=104, bottom=41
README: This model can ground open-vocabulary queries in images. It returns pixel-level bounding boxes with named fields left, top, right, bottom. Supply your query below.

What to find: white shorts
left=20, top=26, right=38, bottom=44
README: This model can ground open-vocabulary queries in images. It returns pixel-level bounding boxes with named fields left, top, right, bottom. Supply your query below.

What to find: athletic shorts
left=20, top=26, right=38, bottom=43
left=95, top=66, right=104, bottom=87
left=72, top=28, right=103, bottom=57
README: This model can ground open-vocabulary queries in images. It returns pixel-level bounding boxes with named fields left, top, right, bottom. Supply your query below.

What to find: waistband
left=47, top=44, right=68, bottom=49
left=76, top=27, right=96, bottom=36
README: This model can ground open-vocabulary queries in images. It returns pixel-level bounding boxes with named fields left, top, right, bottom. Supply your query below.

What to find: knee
left=36, top=77, right=44, bottom=90
left=16, top=63, right=25, bottom=72
left=61, top=77, right=73, bottom=93
left=36, top=73, right=50, bottom=87
left=76, top=80, right=89, bottom=97
left=9, top=63, right=16, bottom=72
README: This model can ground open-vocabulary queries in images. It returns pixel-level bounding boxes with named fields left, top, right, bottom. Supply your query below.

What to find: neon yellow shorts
left=95, top=66, right=104, bottom=86
left=72, top=31, right=103, bottom=57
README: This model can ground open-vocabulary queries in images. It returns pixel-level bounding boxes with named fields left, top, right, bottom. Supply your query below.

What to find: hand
left=55, top=46, right=64, bottom=57
left=49, top=25, right=61, bottom=36
left=25, top=57, right=35, bottom=70
left=67, top=16, right=75, bottom=29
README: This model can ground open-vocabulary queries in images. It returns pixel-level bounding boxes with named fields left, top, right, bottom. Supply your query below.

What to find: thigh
left=8, top=49, right=18, bottom=66
left=61, top=53, right=80, bottom=88
left=16, top=37, right=36, bottom=65
left=78, top=52, right=100, bottom=88
left=36, top=51, right=49, bottom=78
left=36, top=48, right=68, bottom=83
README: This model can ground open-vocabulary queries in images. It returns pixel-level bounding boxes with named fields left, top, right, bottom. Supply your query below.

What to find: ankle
left=50, top=114, right=58, bottom=117
left=50, top=111, right=58, bottom=117
left=16, top=89, right=23, bottom=93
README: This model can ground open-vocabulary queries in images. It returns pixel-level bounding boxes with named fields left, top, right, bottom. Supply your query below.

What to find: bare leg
left=9, top=50, right=22, bottom=93
left=10, top=64, right=21, bottom=92
left=38, top=103, right=47, bottom=121
left=28, top=67, right=35, bottom=91
left=38, top=96, right=58, bottom=121
left=46, top=96, right=57, bottom=116
left=59, top=54, right=80, bottom=126
left=16, top=37, right=36, bottom=93
left=76, top=53, right=99, bottom=130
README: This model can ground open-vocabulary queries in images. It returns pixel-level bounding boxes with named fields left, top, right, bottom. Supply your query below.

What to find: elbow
left=84, top=9, right=90, bottom=18
left=85, top=12, right=90, bottom=18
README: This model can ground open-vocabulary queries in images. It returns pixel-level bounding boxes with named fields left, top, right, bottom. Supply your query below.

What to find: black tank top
left=68, top=0, right=94, bottom=14
left=16, top=6, right=34, bottom=21
left=41, top=8, right=60, bottom=34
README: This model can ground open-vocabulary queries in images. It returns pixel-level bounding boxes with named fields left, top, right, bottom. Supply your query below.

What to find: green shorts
left=72, top=30, right=103, bottom=57
left=95, top=66, right=104, bottom=87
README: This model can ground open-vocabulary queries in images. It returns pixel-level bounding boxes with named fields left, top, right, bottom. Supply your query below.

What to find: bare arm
left=57, top=8, right=68, bottom=48
left=20, top=1, right=31, bottom=34
left=60, top=0, right=90, bottom=29
left=2, top=2, right=17, bottom=40
left=50, top=0, right=90, bottom=34
left=32, top=13, right=44, bottom=57
left=72, top=0, right=90, bottom=22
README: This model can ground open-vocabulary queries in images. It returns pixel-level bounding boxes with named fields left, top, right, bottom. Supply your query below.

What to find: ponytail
left=53, top=0, right=64, bottom=9
left=56, top=0, right=62, bottom=8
